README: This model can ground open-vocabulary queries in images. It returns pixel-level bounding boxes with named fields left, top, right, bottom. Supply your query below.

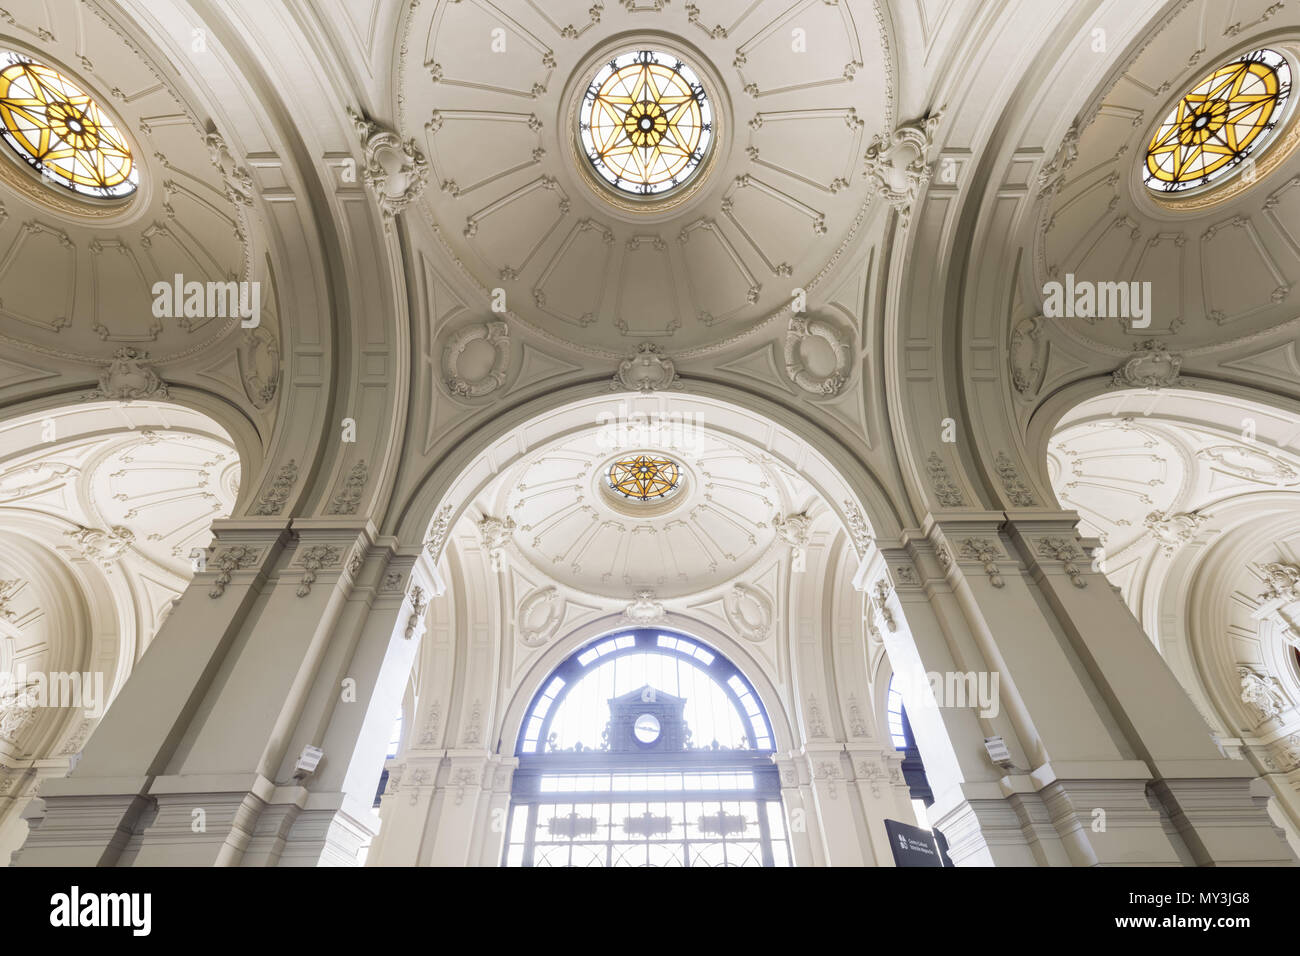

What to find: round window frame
left=0, top=45, right=146, bottom=220
left=594, top=450, right=691, bottom=517
left=1136, top=43, right=1300, bottom=212
left=562, top=37, right=729, bottom=218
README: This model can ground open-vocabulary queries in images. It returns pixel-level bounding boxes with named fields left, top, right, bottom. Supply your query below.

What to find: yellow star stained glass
left=0, top=51, right=137, bottom=198
left=580, top=50, right=712, bottom=196
left=608, top=455, right=681, bottom=500
left=1144, top=49, right=1291, bottom=193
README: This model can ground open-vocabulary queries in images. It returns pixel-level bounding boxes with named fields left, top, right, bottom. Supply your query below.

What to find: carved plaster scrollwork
left=425, top=504, right=455, bottom=562
left=82, top=348, right=170, bottom=402
left=624, top=589, right=665, bottom=624
left=477, top=515, right=516, bottom=571
left=957, top=537, right=1005, bottom=588
left=842, top=500, right=873, bottom=556
left=784, top=316, right=852, bottom=397
left=1260, top=563, right=1300, bottom=604
left=873, top=579, right=896, bottom=632
left=773, top=512, right=812, bottom=572
left=518, top=586, right=563, bottom=648
left=209, top=546, right=259, bottom=598
left=724, top=583, right=773, bottom=643
left=995, top=452, right=1038, bottom=507
left=404, top=585, right=429, bottom=640
left=0, top=578, right=23, bottom=620
left=1111, top=340, right=1184, bottom=390
left=253, top=460, right=298, bottom=516
left=1035, top=538, right=1087, bottom=588
left=1143, top=510, right=1205, bottom=556
left=296, top=545, right=342, bottom=597
left=610, top=342, right=680, bottom=392
left=861, top=110, right=943, bottom=228
left=1265, top=733, right=1300, bottom=772
left=204, top=127, right=255, bottom=206
left=1238, top=665, right=1289, bottom=725
left=442, top=321, right=511, bottom=398
left=0, top=686, right=39, bottom=743
left=1009, top=315, right=1045, bottom=395
left=926, top=452, right=966, bottom=508
left=238, top=325, right=280, bottom=409
left=326, top=461, right=369, bottom=516
left=346, top=107, right=430, bottom=218
left=65, top=525, right=134, bottom=568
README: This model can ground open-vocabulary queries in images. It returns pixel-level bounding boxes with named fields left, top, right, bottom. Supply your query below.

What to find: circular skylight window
left=1143, top=49, right=1292, bottom=194
left=579, top=50, right=712, bottom=197
left=608, top=454, right=681, bottom=501
left=0, top=51, right=137, bottom=199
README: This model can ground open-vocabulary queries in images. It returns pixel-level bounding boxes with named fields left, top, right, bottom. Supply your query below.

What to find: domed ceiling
left=399, top=0, right=893, bottom=353
left=1034, top=4, right=1300, bottom=353
left=0, top=4, right=253, bottom=386
left=1048, top=389, right=1300, bottom=598
left=0, top=401, right=239, bottom=639
left=474, top=425, right=819, bottom=600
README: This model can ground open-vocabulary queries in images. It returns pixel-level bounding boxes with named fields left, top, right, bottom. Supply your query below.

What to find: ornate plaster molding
left=477, top=515, right=515, bottom=571
left=624, top=589, right=665, bottom=624
left=957, top=537, right=1005, bottom=588
left=861, top=110, right=943, bottom=228
left=1035, top=537, right=1087, bottom=588
left=209, top=545, right=259, bottom=598
left=784, top=316, right=852, bottom=396
left=326, top=461, right=368, bottom=516
left=610, top=342, right=680, bottom=392
left=518, top=586, right=563, bottom=648
left=724, top=582, right=773, bottom=643
left=773, top=511, right=812, bottom=572
left=253, top=460, right=298, bottom=516
left=442, top=320, right=510, bottom=398
left=926, top=452, right=966, bottom=508
left=82, top=348, right=170, bottom=402
left=1111, top=340, right=1184, bottom=390
left=347, top=108, right=430, bottom=219
left=296, top=544, right=342, bottom=597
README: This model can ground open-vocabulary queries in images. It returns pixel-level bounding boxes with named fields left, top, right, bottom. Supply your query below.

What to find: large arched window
left=504, top=629, right=789, bottom=867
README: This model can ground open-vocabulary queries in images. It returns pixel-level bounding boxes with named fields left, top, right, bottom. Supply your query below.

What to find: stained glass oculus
left=0, top=51, right=137, bottom=198
left=608, top=454, right=681, bottom=500
left=1144, top=49, right=1292, bottom=193
left=579, top=50, right=712, bottom=196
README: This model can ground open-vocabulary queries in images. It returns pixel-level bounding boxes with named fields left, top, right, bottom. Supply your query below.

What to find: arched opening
left=1046, top=387, right=1300, bottom=850
left=0, top=398, right=244, bottom=864
left=503, top=627, right=789, bottom=867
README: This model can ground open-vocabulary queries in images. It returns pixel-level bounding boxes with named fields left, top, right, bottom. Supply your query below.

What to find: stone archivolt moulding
left=724, top=582, right=773, bottom=642
left=784, top=316, right=852, bottom=397
left=441, top=320, right=511, bottom=398
left=346, top=107, right=430, bottom=219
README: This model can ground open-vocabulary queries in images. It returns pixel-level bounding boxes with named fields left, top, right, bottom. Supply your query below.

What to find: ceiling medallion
left=1143, top=49, right=1292, bottom=196
left=0, top=50, right=137, bottom=199
left=579, top=49, right=713, bottom=199
left=607, top=453, right=681, bottom=501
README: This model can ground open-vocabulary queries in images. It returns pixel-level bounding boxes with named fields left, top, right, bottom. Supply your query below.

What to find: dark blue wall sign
left=884, top=818, right=945, bottom=867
